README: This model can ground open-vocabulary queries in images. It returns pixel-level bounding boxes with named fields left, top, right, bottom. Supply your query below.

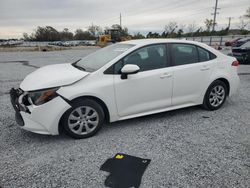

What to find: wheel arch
left=213, top=77, right=230, bottom=95
left=202, top=77, right=230, bottom=110
left=58, top=95, right=110, bottom=134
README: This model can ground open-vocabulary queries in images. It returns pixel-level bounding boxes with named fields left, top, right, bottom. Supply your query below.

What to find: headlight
left=27, top=87, right=59, bottom=106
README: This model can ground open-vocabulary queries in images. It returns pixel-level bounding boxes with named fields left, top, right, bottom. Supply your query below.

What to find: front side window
left=171, top=44, right=199, bottom=66
left=114, top=44, right=168, bottom=73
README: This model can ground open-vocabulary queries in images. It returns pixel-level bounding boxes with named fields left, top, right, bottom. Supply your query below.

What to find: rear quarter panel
left=210, top=55, right=239, bottom=96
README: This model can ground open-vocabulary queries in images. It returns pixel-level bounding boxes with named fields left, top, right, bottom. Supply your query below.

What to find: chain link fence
left=184, top=35, right=250, bottom=46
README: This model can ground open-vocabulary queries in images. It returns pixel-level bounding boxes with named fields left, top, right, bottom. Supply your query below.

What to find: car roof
left=121, top=38, right=204, bottom=46
left=238, top=37, right=250, bottom=42
left=120, top=38, right=223, bottom=57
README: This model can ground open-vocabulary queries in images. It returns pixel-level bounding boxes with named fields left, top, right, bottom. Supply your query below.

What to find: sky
left=0, top=0, right=249, bottom=39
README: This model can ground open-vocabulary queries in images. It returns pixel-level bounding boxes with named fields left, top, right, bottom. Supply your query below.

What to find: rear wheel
left=203, top=80, right=228, bottom=110
left=62, top=99, right=104, bottom=139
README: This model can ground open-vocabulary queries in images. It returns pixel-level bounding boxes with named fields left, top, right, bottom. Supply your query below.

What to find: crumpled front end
left=10, top=88, right=71, bottom=135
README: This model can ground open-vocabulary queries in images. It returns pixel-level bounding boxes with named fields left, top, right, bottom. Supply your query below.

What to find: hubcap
left=68, top=106, right=99, bottom=135
left=209, top=85, right=225, bottom=107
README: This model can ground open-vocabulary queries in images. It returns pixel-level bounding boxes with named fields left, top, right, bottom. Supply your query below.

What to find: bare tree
left=88, top=25, right=102, bottom=37
left=178, top=24, right=186, bottom=32
left=238, top=16, right=248, bottom=30
left=164, top=21, right=178, bottom=34
left=244, top=7, right=250, bottom=19
left=187, top=22, right=197, bottom=34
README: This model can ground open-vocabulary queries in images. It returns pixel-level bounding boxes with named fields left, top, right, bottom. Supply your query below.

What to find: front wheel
left=203, top=80, right=228, bottom=111
left=62, top=99, right=105, bottom=139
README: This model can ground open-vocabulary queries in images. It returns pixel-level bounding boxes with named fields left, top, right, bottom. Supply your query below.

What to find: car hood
left=20, top=63, right=89, bottom=91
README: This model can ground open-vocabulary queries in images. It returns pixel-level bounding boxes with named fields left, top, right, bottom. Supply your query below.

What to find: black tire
left=202, top=80, right=228, bottom=111
left=62, top=99, right=105, bottom=139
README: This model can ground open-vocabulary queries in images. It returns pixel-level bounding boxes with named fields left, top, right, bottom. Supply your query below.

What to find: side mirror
left=120, top=64, right=140, bottom=79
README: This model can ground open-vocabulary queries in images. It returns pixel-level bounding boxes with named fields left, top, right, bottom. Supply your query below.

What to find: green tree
left=59, top=28, right=73, bottom=41
left=22, top=33, right=30, bottom=41
left=204, top=19, right=214, bottom=32
left=74, top=29, right=95, bottom=40
left=34, top=26, right=60, bottom=41
left=132, top=32, right=145, bottom=39
left=146, top=32, right=160, bottom=38
left=177, top=29, right=183, bottom=37
left=161, top=31, right=167, bottom=38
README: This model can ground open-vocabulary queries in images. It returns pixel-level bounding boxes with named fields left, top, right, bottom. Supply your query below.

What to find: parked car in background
left=225, top=38, right=242, bottom=46
left=0, top=39, right=23, bottom=46
left=61, top=41, right=71, bottom=47
left=232, top=37, right=250, bottom=47
left=78, top=41, right=86, bottom=46
left=232, top=41, right=250, bottom=64
left=10, top=39, right=240, bottom=139
left=85, top=40, right=96, bottom=46
left=48, top=41, right=64, bottom=46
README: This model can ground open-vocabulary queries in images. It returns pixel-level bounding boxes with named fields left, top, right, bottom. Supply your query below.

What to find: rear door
left=170, top=43, right=217, bottom=106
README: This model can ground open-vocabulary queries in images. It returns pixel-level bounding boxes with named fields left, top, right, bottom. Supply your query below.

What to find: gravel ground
left=0, top=49, right=250, bottom=188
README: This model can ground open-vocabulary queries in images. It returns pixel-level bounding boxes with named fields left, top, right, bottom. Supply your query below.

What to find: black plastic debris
left=100, top=153, right=151, bottom=188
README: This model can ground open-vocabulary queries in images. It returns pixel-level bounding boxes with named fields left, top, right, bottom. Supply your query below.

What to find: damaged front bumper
left=10, top=88, right=27, bottom=126
left=10, top=88, right=71, bottom=135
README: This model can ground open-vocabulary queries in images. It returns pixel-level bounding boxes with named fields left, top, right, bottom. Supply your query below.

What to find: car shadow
left=103, top=105, right=206, bottom=131
left=15, top=104, right=218, bottom=141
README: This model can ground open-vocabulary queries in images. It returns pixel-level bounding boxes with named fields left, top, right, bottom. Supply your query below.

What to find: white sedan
left=10, top=39, right=240, bottom=139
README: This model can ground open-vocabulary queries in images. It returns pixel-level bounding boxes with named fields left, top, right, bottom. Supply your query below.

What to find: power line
left=95, top=0, right=246, bottom=29
left=97, top=0, right=201, bottom=26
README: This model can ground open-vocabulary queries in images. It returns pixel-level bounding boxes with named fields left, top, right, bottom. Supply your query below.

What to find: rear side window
left=198, top=47, right=210, bottom=62
left=210, top=52, right=217, bottom=60
left=171, top=44, right=199, bottom=66
left=198, top=47, right=217, bottom=61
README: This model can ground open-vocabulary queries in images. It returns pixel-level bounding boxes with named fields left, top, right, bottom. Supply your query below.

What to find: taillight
left=232, top=60, right=239, bottom=66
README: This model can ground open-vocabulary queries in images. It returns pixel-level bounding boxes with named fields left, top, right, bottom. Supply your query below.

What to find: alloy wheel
left=68, top=106, right=99, bottom=135
left=209, top=85, right=225, bottom=107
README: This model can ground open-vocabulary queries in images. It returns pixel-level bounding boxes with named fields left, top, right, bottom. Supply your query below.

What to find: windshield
left=76, top=43, right=135, bottom=72
left=241, top=41, right=250, bottom=48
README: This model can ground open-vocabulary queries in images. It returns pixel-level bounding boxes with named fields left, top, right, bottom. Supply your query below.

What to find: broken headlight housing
left=27, top=87, right=59, bottom=106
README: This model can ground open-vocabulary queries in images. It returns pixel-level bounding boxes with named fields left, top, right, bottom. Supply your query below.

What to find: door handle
left=200, top=66, right=210, bottom=71
left=160, top=73, right=172, bottom=78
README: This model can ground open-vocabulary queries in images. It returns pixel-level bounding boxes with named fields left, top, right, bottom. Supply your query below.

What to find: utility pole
left=212, top=0, right=220, bottom=31
left=227, top=17, right=233, bottom=29
left=120, top=13, right=122, bottom=29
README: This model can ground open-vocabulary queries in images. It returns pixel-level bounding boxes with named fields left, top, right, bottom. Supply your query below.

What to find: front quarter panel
left=57, top=72, right=118, bottom=122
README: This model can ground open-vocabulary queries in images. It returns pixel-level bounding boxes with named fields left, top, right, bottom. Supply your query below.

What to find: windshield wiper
left=72, top=59, right=86, bottom=71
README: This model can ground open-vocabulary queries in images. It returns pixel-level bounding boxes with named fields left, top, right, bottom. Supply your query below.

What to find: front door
left=113, top=44, right=174, bottom=117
